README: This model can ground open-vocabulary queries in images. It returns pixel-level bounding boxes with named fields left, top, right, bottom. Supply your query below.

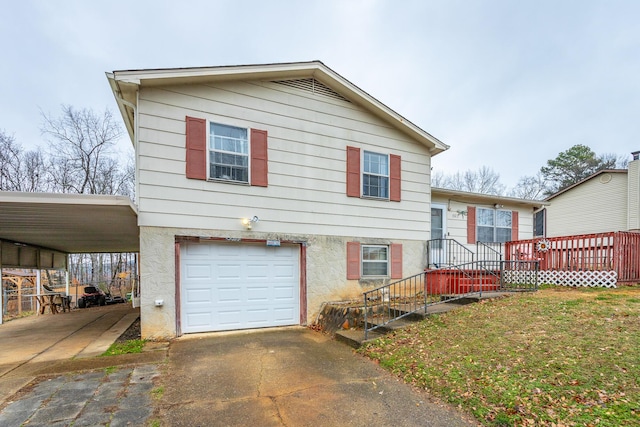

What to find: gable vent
left=271, top=78, right=350, bottom=102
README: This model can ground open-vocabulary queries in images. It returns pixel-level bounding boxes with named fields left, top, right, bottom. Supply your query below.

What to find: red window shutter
left=346, top=146, right=360, bottom=197
left=250, top=129, right=268, bottom=187
left=467, top=206, right=476, bottom=244
left=346, top=241, right=361, bottom=279
left=389, top=154, right=401, bottom=202
left=185, top=116, right=206, bottom=180
left=390, top=243, right=403, bottom=279
left=511, top=211, right=519, bottom=241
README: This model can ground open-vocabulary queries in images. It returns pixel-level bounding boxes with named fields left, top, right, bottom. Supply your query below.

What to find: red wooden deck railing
left=505, top=232, right=640, bottom=284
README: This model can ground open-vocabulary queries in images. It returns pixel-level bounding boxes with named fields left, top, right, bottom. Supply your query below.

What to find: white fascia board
left=431, top=187, right=548, bottom=207
left=106, top=73, right=136, bottom=144
left=0, top=191, right=138, bottom=212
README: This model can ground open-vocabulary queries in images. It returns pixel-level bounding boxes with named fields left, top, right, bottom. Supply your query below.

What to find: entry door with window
left=430, top=204, right=447, bottom=267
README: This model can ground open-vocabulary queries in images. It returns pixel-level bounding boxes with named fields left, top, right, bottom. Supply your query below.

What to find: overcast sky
left=2, top=0, right=638, bottom=188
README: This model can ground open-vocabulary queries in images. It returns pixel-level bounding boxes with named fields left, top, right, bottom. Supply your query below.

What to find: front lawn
left=360, top=286, right=640, bottom=426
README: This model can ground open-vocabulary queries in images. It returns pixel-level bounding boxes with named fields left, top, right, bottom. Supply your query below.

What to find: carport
left=0, top=191, right=139, bottom=325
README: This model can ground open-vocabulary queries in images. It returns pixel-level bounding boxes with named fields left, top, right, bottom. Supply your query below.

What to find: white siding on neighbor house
left=430, top=196, right=535, bottom=252
left=135, top=80, right=432, bottom=241
left=546, top=172, right=628, bottom=237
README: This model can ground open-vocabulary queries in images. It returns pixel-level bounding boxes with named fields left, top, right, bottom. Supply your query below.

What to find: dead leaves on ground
left=360, top=287, right=640, bottom=426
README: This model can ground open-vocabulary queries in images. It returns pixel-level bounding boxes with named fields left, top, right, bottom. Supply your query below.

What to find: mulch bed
left=115, top=317, right=141, bottom=343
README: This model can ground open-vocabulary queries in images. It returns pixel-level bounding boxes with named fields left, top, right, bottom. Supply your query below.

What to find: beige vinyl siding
left=431, top=196, right=534, bottom=251
left=546, top=173, right=628, bottom=237
left=136, top=80, right=432, bottom=240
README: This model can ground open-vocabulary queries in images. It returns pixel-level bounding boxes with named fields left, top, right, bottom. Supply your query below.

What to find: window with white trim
left=477, top=208, right=512, bottom=243
left=209, top=122, right=249, bottom=182
left=362, top=245, right=389, bottom=276
left=363, top=151, right=389, bottom=199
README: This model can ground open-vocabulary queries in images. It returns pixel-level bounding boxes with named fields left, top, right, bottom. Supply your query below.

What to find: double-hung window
left=209, top=122, right=249, bottom=183
left=477, top=208, right=512, bottom=243
left=363, top=151, right=389, bottom=199
left=362, top=245, right=388, bottom=276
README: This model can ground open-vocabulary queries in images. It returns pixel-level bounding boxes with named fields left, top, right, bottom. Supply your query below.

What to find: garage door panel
left=273, top=307, right=295, bottom=322
left=185, top=244, right=211, bottom=257
left=181, top=241, right=300, bottom=333
left=217, top=263, right=242, bottom=279
left=246, top=264, right=269, bottom=278
left=273, top=285, right=295, bottom=300
left=185, top=312, right=213, bottom=329
left=247, top=286, right=269, bottom=301
left=185, top=263, right=211, bottom=279
left=218, top=310, right=243, bottom=329
left=273, top=264, right=295, bottom=278
left=185, top=287, right=212, bottom=304
left=218, top=286, right=243, bottom=303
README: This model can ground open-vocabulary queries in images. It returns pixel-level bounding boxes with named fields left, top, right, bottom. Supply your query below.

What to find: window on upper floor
left=363, top=151, right=389, bottom=199
left=209, top=122, right=249, bottom=183
left=185, top=116, right=268, bottom=187
left=346, top=146, right=401, bottom=202
left=361, top=244, right=389, bottom=276
left=477, top=208, right=512, bottom=243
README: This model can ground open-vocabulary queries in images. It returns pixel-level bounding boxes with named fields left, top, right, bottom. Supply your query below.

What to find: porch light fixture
left=241, top=216, right=260, bottom=230
left=494, top=203, right=504, bottom=209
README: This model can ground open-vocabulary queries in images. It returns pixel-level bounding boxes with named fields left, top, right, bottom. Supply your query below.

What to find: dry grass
left=360, top=286, right=640, bottom=426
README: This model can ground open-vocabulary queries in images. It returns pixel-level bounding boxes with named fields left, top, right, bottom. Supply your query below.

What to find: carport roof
left=0, top=191, right=139, bottom=253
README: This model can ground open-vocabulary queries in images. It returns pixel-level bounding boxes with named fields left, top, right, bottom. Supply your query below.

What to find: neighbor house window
left=363, top=151, right=389, bottom=199
left=477, top=208, right=512, bottom=243
left=362, top=245, right=389, bottom=276
left=534, top=209, right=545, bottom=237
left=209, top=122, right=249, bottom=182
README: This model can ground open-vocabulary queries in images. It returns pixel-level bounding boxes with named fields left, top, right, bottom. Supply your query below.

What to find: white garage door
left=180, top=241, right=300, bottom=333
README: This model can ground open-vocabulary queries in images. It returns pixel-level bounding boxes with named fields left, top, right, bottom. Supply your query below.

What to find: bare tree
left=0, top=130, right=22, bottom=191
left=431, top=170, right=446, bottom=188
left=41, top=105, right=131, bottom=196
left=508, top=172, right=549, bottom=200
left=437, top=166, right=506, bottom=195
left=0, top=130, right=48, bottom=192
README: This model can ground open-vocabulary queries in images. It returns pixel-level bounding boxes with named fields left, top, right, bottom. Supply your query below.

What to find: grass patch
left=101, top=339, right=146, bottom=356
left=360, top=287, right=640, bottom=426
left=151, top=386, right=164, bottom=400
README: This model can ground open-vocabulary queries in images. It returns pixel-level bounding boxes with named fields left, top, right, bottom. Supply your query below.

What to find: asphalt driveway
left=155, top=327, right=477, bottom=427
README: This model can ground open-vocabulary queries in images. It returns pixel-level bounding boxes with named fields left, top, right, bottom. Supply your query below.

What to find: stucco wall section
left=139, top=226, right=426, bottom=339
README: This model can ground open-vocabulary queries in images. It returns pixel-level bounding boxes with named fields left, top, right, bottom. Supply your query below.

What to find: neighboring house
left=430, top=187, right=545, bottom=264
left=540, top=152, right=640, bottom=238
left=107, top=61, right=449, bottom=339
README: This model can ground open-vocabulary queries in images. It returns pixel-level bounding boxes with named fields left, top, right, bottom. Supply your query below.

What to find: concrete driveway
left=156, top=327, right=477, bottom=427
left=0, top=304, right=140, bottom=403
left=0, top=309, right=478, bottom=426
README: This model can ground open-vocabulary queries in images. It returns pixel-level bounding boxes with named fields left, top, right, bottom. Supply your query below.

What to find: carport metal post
left=65, top=256, right=70, bottom=299
left=36, top=268, right=41, bottom=315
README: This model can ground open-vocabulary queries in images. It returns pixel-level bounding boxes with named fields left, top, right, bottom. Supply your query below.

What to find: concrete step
left=334, top=329, right=384, bottom=349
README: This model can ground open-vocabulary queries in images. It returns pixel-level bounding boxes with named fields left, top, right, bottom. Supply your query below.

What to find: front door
left=430, top=204, right=447, bottom=267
